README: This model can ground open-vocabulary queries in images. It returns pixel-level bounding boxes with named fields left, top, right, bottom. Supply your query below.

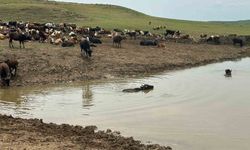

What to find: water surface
left=1, top=58, right=250, bottom=150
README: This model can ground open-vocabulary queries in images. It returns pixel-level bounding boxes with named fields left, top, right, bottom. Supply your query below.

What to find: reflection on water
left=1, top=58, right=250, bottom=150
left=82, top=83, right=93, bottom=107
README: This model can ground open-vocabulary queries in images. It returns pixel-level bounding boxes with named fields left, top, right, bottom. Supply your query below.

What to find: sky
left=55, top=0, right=250, bottom=21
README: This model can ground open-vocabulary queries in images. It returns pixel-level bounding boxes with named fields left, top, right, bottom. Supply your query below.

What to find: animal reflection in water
left=122, top=84, right=154, bottom=93
left=82, top=84, right=93, bottom=107
left=225, top=69, right=232, bottom=77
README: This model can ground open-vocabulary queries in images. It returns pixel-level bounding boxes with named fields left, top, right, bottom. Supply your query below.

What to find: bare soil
left=0, top=114, right=171, bottom=150
left=0, top=38, right=249, bottom=87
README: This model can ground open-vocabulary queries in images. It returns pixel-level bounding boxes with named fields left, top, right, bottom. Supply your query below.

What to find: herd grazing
left=0, top=20, right=248, bottom=86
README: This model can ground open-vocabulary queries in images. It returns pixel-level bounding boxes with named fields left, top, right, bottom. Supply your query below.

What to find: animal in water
left=225, top=69, right=232, bottom=77
left=122, top=84, right=154, bottom=93
left=0, top=62, right=11, bottom=86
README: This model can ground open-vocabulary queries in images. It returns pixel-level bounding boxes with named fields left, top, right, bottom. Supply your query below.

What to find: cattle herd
left=0, top=20, right=248, bottom=86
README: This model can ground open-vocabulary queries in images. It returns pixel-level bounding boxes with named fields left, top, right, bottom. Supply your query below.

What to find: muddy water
left=1, top=58, right=250, bottom=150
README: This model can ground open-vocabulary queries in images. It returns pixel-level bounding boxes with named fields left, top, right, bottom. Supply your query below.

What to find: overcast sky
left=55, top=0, right=250, bottom=21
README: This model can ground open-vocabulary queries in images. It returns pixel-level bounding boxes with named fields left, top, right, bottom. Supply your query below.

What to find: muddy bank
left=0, top=38, right=249, bottom=86
left=0, top=114, right=171, bottom=150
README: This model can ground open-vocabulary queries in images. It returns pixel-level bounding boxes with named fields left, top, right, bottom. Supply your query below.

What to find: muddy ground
left=0, top=38, right=250, bottom=149
left=0, top=38, right=249, bottom=86
left=0, top=114, right=171, bottom=150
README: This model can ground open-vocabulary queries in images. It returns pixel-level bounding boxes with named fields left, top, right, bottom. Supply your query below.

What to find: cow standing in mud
left=80, top=39, right=92, bottom=58
left=0, top=62, right=11, bottom=86
left=5, top=59, right=18, bottom=78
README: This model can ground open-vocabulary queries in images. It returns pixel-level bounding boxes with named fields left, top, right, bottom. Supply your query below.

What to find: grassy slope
left=0, top=0, right=250, bottom=36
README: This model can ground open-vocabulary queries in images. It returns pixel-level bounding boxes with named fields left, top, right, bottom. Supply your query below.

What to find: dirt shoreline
left=0, top=38, right=250, bottom=87
left=0, top=114, right=172, bottom=150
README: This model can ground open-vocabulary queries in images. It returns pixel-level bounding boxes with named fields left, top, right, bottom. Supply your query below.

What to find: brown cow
left=113, top=35, right=126, bottom=48
left=0, top=62, right=11, bottom=86
left=5, top=59, right=18, bottom=77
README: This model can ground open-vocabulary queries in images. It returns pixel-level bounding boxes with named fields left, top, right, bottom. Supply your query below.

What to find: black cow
left=80, top=39, right=92, bottom=58
left=113, top=28, right=123, bottom=32
left=140, top=40, right=158, bottom=46
left=8, top=21, right=17, bottom=27
left=232, top=38, right=243, bottom=47
left=225, top=69, right=232, bottom=77
left=9, top=32, right=31, bottom=48
left=113, top=35, right=125, bottom=48
left=122, top=84, right=154, bottom=93
left=165, top=30, right=179, bottom=37
left=89, top=37, right=102, bottom=44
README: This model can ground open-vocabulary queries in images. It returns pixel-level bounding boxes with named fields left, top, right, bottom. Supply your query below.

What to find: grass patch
left=0, top=0, right=249, bottom=37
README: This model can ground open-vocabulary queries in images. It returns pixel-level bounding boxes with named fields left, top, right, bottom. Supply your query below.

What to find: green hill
left=0, top=0, right=250, bottom=36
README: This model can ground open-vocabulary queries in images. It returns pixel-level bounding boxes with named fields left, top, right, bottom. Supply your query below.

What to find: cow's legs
left=9, top=39, right=14, bottom=48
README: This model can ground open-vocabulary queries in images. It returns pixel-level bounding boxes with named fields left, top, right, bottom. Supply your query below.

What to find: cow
left=126, top=31, right=137, bottom=40
left=225, top=69, right=232, bottom=77
left=9, top=31, right=31, bottom=48
left=0, top=62, right=11, bottom=86
left=61, top=40, right=75, bottom=47
left=165, top=30, right=178, bottom=37
left=38, top=31, right=47, bottom=43
left=4, top=59, right=18, bottom=78
left=89, top=37, right=102, bottom=44
left=113, top=28, right=123, bottom=33
left=200, top=34, right=207, bottom=39
left=80, top=39, right=92, bottom=58
left=8, top=21, right=17, bottom=27
left=207, top=35, right=220, bottom=45
left=232, top=38, right=243, bottom=47
left=122, top=84, right=154, bottom=93
left=179, top=34, right=190, bottom=39
left=113, top=35, right=125, bottom=48
left=0, top=33, right=5, bottom=40
left=140, top=40, right=158, bottom=46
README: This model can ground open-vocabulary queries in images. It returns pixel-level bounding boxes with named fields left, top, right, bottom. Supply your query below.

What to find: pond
left=1, top=58, right=250, bottom=150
